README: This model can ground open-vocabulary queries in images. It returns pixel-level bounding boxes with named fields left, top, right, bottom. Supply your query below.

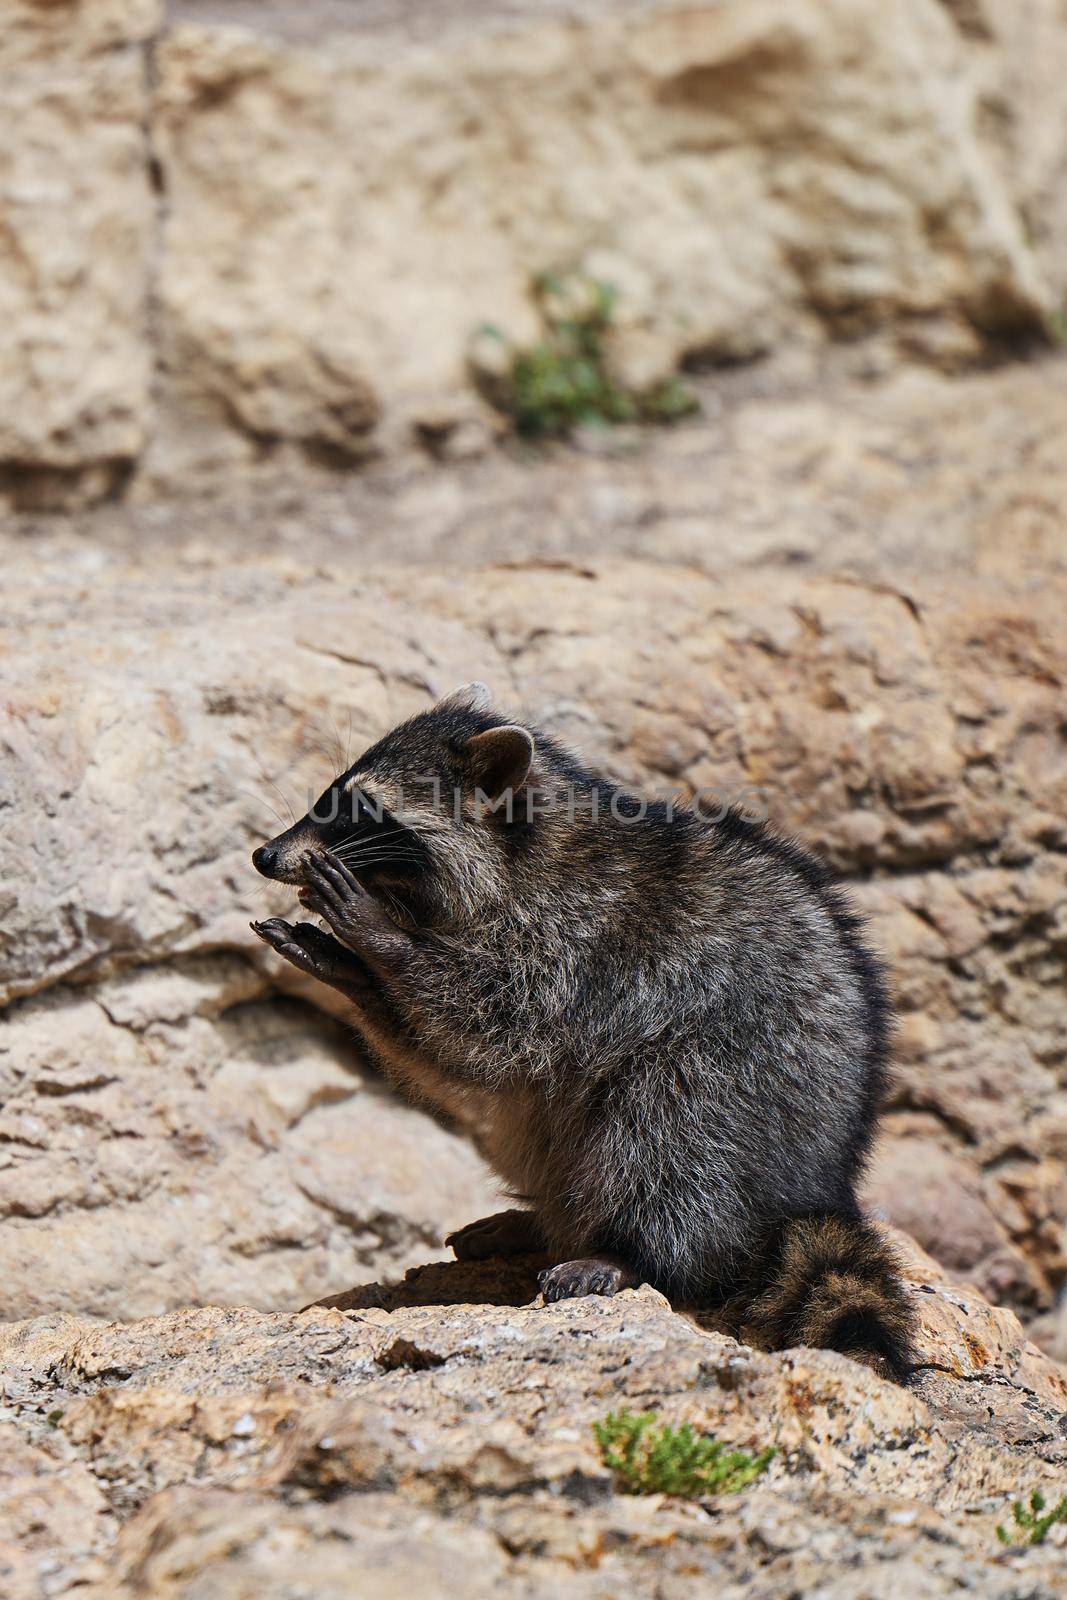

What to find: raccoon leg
left=538, top=1257, right=635, bottom=1302
left=446, top=1209, right=545, bottom=1261
left=301, top=851, right=414, bottom=978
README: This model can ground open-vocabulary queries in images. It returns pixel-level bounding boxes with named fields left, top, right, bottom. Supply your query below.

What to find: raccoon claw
left=447, top=1209, right=545, bottom=1261
left=252, top=916, right=300, bottom=951
left=538, top=1259, right=628, bottom=1303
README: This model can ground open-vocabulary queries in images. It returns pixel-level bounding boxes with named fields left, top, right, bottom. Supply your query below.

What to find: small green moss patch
left=996, top=1489, right=1067, bottom=1546
left=594, top=1408, right=774, bottom=1498
left=474, top=271, right=698, bottom=439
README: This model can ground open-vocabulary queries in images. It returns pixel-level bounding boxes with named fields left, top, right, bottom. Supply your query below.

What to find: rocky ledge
left=1, top=1246, right=1066, bottom=1597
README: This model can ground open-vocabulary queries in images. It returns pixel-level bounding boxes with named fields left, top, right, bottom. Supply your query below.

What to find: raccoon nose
left=252, top=845, right=279, bottom=878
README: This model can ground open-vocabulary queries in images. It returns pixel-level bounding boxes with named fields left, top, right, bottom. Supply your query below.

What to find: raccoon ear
left=464, top=725, right=535, bottom=799
left=436, top=681, right=493, bottom=714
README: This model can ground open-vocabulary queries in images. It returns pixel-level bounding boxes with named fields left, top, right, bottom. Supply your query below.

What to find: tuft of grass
left=474, top=270, right=698, bottom=439
left=996, top=1489, right=1067, bottom=1546
left=594, top=1408, right=774, bottom=1499
left=639, top=373, right=701, bottom=425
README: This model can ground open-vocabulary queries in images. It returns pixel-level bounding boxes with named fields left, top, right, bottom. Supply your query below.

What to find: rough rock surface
left=2, top=523, right=1065, bottom=1341
left=0, top=0, right=160, bottom=502
left=955, top=0, right=1067, bottom=307
left=6, top=0, right=1067, bottom=501
left=35, top=353, right=1067, bottom=579
left=0, top=967, right=499, bottom=1321
left=148, top=0, right=1048, bottom=477
left=0, top=1251, right=1065, bottom=1597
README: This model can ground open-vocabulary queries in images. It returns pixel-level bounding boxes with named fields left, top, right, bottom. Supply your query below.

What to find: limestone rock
left=0, top=962, right=500, bottom=1321
left=0, top=1427, right=109, bottom=1600
left=147, top=0, right=1051, bottom=482
left=7, top=0, right=1067, bottom=497
left=43, top=354, right=1067, bottom=581
left=0, top=0, right=160, bottom=505
left=0, top=1255, right=1065, bottom=1596
left=1, top=0, right=162, bottom=68
left=943, top=0, right=1067, bottom=309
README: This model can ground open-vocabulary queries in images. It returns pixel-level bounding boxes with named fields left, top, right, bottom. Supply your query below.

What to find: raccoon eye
left=309, top=784, right=342, bottom=825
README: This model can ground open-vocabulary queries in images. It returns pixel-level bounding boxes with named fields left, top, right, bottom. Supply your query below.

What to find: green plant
left=996, top=1489, right=1067, bottom=1546
left=474, top=271, right=698, bottom=439
left=593, top=1408, right=774, bottom=1498
left=640, top=373, right=701, bottom=424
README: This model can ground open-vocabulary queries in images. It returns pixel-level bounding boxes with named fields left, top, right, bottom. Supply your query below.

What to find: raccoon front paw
left=300, top=851, right=413, bottom=968
left=447, top=1209, right=545, bottom=1261
left=251, top=918, right=365, bottom=985
left=538, top=1258, right=630, bottom=1303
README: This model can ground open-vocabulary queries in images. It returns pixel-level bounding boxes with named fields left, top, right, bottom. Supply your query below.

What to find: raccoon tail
left=742, top=1212, right=916, bottom=1383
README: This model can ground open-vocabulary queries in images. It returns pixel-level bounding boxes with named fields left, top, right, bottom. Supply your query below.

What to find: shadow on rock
left=305, top=1252, right=554, bottom=1312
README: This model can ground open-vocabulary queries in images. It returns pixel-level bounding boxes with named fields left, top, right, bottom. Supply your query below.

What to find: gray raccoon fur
left=252, top=683, right=916, bottom=1381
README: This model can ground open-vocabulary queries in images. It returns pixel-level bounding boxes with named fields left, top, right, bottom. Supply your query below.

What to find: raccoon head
left=251, top=682, right=536, bottom=926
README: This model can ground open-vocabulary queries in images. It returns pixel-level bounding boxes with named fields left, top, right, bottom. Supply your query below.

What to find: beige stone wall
left=0, top=0, right=161, bottom=502
left=3, top=0, right=1066, bottom=504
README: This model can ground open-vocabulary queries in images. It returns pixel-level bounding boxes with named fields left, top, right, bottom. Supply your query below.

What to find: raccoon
left=252, top=682, right=915, bottom=1380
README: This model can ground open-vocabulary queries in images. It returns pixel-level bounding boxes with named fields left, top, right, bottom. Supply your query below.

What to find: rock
left=0, top=0, right=160, bottom=507
left=0, top=963, right=500, bottom=1321
left=866, top=1135, right=1013, bottom=1275
left=0, top=1253, right=1065, bottom=1595
left=2, top=0, right=161, bottom=66
left=145, top=0, right=1052, bottom=485
left=34, top=353, right=1067, bottom=580
left=0, top=1427, right=110, bottom=1600
left=8, top=0, right=1067, bottom=499
left=944, top=0, right=1067, bottom=309
left=1, top=541, right=1065, bottom=1345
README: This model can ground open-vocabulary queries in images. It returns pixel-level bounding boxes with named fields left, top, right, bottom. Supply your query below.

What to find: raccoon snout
left=252, top=832, right=317, bottom=885
left=251, top=844, right=282, bottom=879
